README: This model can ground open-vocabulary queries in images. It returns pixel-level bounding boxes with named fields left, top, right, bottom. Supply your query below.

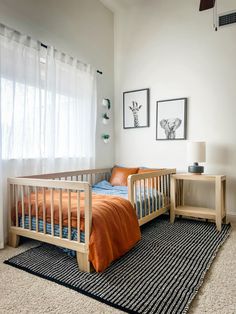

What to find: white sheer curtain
left=0, top=24, right=97, bottom=248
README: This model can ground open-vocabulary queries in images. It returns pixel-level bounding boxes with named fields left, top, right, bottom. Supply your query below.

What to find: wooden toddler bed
left=8, top=167, right=176, bottom=272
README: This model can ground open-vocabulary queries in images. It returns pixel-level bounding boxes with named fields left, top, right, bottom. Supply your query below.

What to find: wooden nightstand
left=170, top=173, right=226, bottom=231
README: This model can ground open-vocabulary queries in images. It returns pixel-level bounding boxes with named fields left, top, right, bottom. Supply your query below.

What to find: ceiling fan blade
left=199, top=0, right=215, bottom=11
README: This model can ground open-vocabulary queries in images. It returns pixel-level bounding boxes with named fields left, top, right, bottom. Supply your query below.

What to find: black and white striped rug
left=4, top=217, right=231, bottom=314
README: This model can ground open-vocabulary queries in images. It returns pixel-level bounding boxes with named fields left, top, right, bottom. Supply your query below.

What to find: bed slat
left=77, top=191, right=81, bottom=242
left=163, top=176, right=166, bottom=207
left=84, top=186, right=92, bottom=246
left=21, top=186, right=25, bottom=229
left=135, top=182, right=138, bottom=214
left=59, top=189, right=62, bottom=238
left=15, top=185, right=18, bottom=227
left=168, top=174, right=171, bottom=201
left=163, top=175, right=166, bottom=207
left=139, top=180, right=142, bottom=219
left=154, top=177, right=157, bottom=212
left=158, top=176, right=161, bottom=209
left=68, top=190, right=71, bottom=240
left=147, top=179, right=151, bottom=215
left=43, top=188, right=46, bottom=234
left=50, top=189, right=54, bottom=236
left=151, top=178, right=154, bottom=213
left=35, top=187, right=38, bottom=232
left=143, top=179, right=147, bottom=216
left=168, top=175, right=170, bottom=203
left=28, top=187, right=31, bottom=230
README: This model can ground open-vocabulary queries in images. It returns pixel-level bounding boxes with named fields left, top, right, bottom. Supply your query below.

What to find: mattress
left=19, top=216, right=84, bottom=257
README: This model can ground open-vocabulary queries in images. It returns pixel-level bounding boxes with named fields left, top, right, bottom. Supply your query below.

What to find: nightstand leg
left=170, top=176, right=176, bottom=223
left=222, top=180, right=226, bottom=223
left=215, top=178, right=222, bottom=232
left=181, top=180, right=185, bottom=206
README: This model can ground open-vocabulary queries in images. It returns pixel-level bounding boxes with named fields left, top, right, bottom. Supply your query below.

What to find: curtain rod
left=0, top=23, right=103, bottom=75
left=40, top=42, right=103, bottom=75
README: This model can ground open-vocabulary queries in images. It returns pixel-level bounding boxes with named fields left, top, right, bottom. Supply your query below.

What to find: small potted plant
left=102, top=113, right=110, bottom=124
left=102, top=98, right=111, bottom=110
left=102, top=134, right=110, bottom=144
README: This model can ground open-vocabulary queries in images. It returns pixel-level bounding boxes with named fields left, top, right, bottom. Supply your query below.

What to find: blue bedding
left=92, top=180, right=163, bottom=218
left=19, top=216, right=84, bottom=257
left=92, top=180, right=128, bottom=198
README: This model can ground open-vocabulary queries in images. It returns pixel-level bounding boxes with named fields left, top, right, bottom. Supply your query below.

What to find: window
left=0, top=27, right=96, bottom=161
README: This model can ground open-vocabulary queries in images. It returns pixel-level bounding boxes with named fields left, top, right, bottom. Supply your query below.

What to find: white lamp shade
left=187, top=141, right=206, bottom=163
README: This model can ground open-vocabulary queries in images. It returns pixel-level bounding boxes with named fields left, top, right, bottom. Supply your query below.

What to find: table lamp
left=187, top=141, right=206, bottom=174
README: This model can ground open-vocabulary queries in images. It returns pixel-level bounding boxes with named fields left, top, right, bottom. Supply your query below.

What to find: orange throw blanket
left=16, top=191, right=141, bottom=272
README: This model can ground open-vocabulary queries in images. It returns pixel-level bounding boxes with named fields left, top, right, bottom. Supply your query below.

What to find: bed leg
left=8, top=232, right=20, bottom=248
left=76, top=252, right=91, bottom=272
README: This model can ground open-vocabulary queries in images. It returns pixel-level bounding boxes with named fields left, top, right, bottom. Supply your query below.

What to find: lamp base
left=188, top=162, right=204, bottom=174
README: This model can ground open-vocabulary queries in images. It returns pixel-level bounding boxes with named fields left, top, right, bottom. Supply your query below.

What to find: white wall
left=114, top=0, right=236, bottom=214
left=0, top=0, right=115, bottom=168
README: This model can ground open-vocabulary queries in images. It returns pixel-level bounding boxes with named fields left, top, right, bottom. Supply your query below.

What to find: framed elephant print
left=123, top=88, right=150, bottom=129
left=156, top=98, right=187, bottom=140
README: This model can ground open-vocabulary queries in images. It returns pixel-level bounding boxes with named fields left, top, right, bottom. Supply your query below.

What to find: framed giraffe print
left=123, top=88, right=150, bottom=129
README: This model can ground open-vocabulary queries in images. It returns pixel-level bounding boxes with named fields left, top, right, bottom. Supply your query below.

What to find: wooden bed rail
left=8, top=177, right=92, bottom=271
left=21, top=168, right=112, bottom=184
left=128, top=169, right=176, bottom=225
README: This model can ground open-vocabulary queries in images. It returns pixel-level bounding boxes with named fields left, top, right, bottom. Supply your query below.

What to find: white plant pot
left=102, top=99, right=109, bottom=107
left=103, top=138, right=110, bottom=144
left=102, top=118, right=109, bottom=125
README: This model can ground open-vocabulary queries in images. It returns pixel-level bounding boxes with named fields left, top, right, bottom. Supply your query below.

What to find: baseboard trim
left=227, top=213, right=236, bottom=223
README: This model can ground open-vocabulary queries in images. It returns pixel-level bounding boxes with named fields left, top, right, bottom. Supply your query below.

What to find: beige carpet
left=0, top=223, right=236, bottom=314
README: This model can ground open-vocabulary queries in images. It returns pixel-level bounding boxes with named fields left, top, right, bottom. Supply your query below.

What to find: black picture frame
left=123, top=88, right=150, bottom=129
left=156, top=98, right=187, bottom=140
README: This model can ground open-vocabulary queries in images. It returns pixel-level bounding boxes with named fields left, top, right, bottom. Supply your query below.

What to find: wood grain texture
left=170, top=173, right=226, bottom=231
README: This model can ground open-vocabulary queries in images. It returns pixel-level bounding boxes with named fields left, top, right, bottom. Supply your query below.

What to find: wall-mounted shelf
left=101, top=98, right=111, bottom=142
